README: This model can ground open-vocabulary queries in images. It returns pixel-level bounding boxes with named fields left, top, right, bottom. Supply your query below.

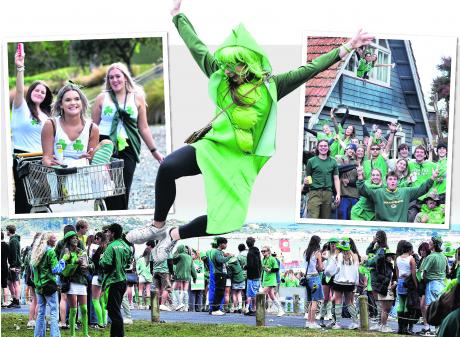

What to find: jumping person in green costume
left=126, top=0, right=374, bottom=262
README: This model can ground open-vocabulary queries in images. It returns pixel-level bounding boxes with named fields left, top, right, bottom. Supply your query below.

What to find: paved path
left=2, top=305, right=429, bottom=334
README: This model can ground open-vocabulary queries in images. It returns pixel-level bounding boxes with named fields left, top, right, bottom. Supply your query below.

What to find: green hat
left=64, top=230, right=77, bottom=241
left=443, top=243, right=455, bottom=257
left=338, top=240, right=351, bottom=251
left=328, top=237, right=339, bottom=244
left=431, top=234, right=443, bottom=246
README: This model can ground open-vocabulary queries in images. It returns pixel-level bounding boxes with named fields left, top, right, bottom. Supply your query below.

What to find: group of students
left=300, top=230, right=459, bottom=336
left=2, top=220, right=133, bottom=337
left=11, top=46, right=163, bottom=214
left=3, top=223, right=459, bottom=336
left=302, top=107, right=448, bottom=224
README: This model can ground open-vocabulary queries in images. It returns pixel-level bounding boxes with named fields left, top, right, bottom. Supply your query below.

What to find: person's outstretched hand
left=171, top=0, right=182, bottom=16
left=349, top=29, right=374, bottom=50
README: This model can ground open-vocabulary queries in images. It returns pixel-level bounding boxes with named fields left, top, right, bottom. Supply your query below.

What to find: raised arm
left=172, top=1, right=219, bottom=78
left=384, top=122, right=397, bottom=155
left=330, top=108, right=340, bottom=134
left=91, top=94, right=104, bottom=125
left=274, top=29, right=374, bottom=100
left=356, top=166, right=374, bottom=200
left=340, top=107, right=350, bottom=128
left=13, top=47, right=25, bottom=109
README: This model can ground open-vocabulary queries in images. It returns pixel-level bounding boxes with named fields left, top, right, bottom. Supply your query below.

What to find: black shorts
left=332, top=283, right=355, bottom=293
left=322, top=275, right=334, bottom=286
left=1, top=269, right=8, bottom=288
left=8, top=270, right=20, bottom=282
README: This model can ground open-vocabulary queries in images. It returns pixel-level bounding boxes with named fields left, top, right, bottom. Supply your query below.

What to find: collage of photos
left=4, top=35, right=170, bottom=217
left=0, top=1, right=459, bottom=337
left=298, top=35, right=456, bottom=229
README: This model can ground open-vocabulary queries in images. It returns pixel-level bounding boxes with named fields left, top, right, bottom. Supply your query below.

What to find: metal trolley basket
left=17, top=155, right=125, bottom=213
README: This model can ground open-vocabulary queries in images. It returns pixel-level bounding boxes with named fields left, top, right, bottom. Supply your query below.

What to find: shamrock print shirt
left=54, top=116, right=91, bottom=161
left=98, top=92, right=139, bottom=139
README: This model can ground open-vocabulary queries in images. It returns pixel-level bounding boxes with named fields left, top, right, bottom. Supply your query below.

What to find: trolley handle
left=15, top=152, right=43, bottom=158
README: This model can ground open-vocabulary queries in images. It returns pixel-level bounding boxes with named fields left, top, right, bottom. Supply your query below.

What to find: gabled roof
left=304, top=37, right=348, bottom=114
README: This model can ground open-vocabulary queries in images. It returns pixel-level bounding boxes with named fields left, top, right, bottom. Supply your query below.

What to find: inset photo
left=297, top=34, right=456, bottom=229
left=2, top=34, right=171, bottom=218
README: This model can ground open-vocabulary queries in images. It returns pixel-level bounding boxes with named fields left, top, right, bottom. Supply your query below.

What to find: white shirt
left=11, top=101, right=48, bottom=152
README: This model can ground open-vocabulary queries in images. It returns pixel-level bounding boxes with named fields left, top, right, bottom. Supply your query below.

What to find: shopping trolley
left=16, top=153, right=125, bottom=213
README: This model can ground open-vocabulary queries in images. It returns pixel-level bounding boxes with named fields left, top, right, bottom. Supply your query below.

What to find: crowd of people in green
left=302, top=107, right=448, bottom=224
left=2, top=222, right=459, bottom=337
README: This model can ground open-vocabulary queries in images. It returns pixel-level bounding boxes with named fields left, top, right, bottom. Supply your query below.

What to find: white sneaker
left=348, top=322, right=359, bottom=330
left=324, top=313, right=333, bottom=321
left=123, top=318, right=133, bottom=325
left=308, top=322, right=322, bottom=329
left=175, top=304, right=185, bottom=311
left=315, top=312, right=321, bottom=320
left=27, top=320, right=35, bottom=328
left=331, top=322, right=342, bottom=330
left=211, top=310, right=225, bottom=316
left=151, top=228, right=177, bottom=263
left=126, top=224, right=166, bottom=244
left=277, top=310, right=285, bottom=317
left=369, top=323, right=381, bottom=331
left=159, top=304, right=172, bottom=311
left=380, top=324, right=393, bottom=333
left=304, top=312, right=308, bottom=319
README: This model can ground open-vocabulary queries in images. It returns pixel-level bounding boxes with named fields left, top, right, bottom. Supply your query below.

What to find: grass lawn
left=1, top=314, right=396, bottom=337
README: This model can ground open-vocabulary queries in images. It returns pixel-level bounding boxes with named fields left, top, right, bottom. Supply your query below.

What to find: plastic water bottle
left=56, top=144, right=64, bottom=163
left=285, top=296, right=293, bottom=312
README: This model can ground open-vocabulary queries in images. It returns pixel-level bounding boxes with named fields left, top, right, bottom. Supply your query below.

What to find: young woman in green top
left=136, top=248, right=153, bottom=310
left=127, top=0, right=375, bottom=262
left=60, top=231, right=92, bottom=337
left=31, top=232, right=65, bottom=337
left=261, top=246, right=284, bottom=317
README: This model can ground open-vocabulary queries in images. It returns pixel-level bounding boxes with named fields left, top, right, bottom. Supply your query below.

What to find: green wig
left=215, top=46, right=267, bottom=80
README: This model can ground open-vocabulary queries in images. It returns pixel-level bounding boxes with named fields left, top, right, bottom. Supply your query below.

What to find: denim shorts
left=306, top=274, right=324, bottom=301
left=425, top=279, right=445, bottom=305
left=397, top=277, right=408, bottom=295
left=246, top=279, right=260, bottom=297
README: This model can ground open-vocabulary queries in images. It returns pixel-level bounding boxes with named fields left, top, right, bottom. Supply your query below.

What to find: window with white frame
left=344, top=39, right=392, bottom=85
left=390, top=132, right=405, bottom=159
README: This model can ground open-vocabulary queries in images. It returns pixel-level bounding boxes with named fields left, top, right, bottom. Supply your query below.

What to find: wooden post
left=255, top=292, right=266, bottom=326
left=151, top=291, right=160, bottom=323
left=358, top=295, right=369, bottom=330
left=293, top=294, right=300, bottom=313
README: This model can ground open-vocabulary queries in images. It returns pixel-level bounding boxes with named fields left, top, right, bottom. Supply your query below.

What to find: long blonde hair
left=104, top=63, right=145, bottom=97
left=30, top=232, right=51, bottom=267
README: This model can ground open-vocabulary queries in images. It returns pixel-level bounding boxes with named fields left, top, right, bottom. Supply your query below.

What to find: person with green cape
left=126, top=0, right=374, bottom=262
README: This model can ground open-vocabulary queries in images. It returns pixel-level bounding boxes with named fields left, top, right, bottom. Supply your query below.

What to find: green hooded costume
left=174, top=13, right=341, bottom=234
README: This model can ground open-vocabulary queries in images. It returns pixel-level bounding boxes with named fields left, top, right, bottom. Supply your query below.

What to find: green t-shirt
left=357, top=58, right=374, bottom=78
left=420, top=252, right=447, bottom=281
left=363, top=155, right=388, bottom=182
left=306, top=156, right=339, bottom=191
left=227, top=256, right=245, bottom=283
left=408, top=160, right=436, bottom=200
left=191, top=259, right=205, bottom=291
left=150, top=252, right=171, bottom=274
left=262, top=256, right=279, bottom=287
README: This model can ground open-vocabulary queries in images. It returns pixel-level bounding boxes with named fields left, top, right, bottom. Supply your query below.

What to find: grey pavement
left=1, top=305, right=430, bottom=334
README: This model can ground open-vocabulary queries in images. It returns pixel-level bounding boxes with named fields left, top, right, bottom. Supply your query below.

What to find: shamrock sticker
left=30, top=119, right=39, bottom=126
left=126, top=107, right=134, bottom=116
left=73, top=139, right=84, bottom=151
left=103, top=106, right=113, bottom=116
left=57, top=139, right=67, bottom=150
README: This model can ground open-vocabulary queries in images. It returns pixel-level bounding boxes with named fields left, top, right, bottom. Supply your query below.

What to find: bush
left=144, top=77, right=165, bottom=125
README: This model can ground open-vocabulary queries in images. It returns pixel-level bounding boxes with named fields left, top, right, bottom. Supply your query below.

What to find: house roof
left=304, top=37, right=348, bottom=114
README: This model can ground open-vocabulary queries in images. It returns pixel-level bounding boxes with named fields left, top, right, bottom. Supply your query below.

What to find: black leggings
left=154, top=145, right=211, bottom=239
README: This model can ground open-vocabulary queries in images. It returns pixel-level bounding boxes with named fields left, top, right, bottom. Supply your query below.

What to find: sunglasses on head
left=371, top=147, right=380, bottom=150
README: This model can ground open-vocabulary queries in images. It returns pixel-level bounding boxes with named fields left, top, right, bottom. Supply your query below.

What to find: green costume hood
left=208, top=23, right=278, bottom=157
left=214, top=23, right=272, bottom=74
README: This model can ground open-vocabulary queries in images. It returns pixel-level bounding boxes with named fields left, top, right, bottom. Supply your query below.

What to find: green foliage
left=7, top=41, right=71, bottom=77
left=430, top=56, right=451, bottom=113
left=144, top=77, right=165, bottom=125
left=71, top=37, right=162, bottom=72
